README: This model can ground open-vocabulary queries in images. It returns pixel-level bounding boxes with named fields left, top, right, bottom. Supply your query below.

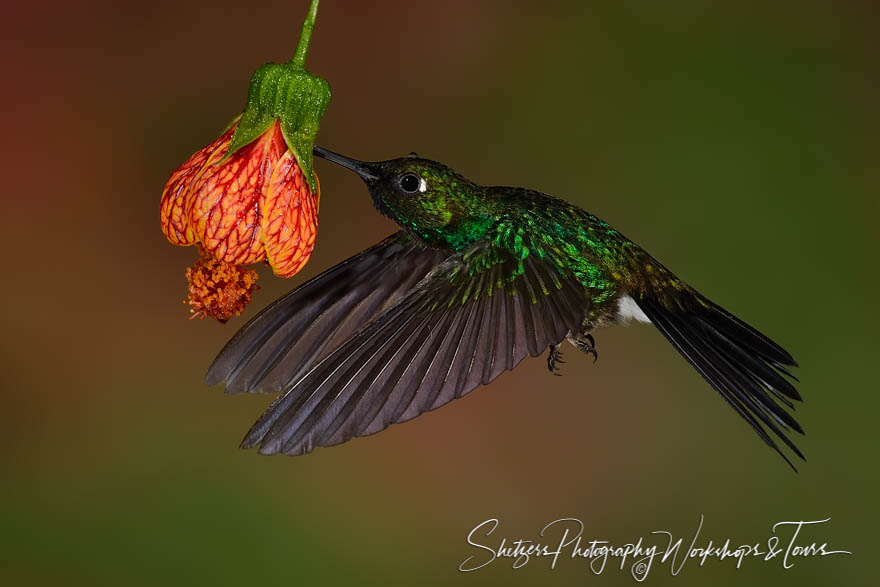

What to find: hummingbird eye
left=398, top=173, right=425, bottom=194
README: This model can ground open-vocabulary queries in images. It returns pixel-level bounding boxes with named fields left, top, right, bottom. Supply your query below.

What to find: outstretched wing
left=243, top=243, right=591, bottom=455
left=206, top=231, right=449, bottom=395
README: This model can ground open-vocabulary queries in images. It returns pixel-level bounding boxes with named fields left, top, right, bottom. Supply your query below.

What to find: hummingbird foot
left=548, top=344, right=565, bottom=375
left=570, top=333, right=598, bottom=363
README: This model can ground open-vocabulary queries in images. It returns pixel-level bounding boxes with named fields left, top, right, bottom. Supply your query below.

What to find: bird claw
left=574, top=333, right=598, bottom=363
left=548, top=345, right=564, bottom=375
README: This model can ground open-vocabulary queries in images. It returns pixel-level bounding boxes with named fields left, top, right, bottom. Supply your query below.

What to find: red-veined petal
left=261, top=151, right=319, bottom=278
left=159, top=123, right=236, bottom=245
left=189, top=121, right=286, bottom=265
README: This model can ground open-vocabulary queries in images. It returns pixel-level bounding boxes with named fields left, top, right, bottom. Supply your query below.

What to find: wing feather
left=206, top=231, right=447, bottom=395
left=243, top=245, right=591, bottom=455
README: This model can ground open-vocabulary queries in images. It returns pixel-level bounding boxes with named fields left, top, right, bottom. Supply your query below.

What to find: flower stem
left=291, top=0, right=320, bottom=68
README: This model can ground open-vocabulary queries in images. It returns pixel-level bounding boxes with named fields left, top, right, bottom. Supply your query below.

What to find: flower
left=160, top=0, right=330, bottom=322
left=160, top=119, right=319, bottom=278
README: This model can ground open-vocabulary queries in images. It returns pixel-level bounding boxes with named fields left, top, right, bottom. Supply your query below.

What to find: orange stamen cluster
left=185, top=252, right=260, bottom=323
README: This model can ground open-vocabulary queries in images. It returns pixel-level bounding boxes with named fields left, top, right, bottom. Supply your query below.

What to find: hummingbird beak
left=313, top=146, right=379, bottom=183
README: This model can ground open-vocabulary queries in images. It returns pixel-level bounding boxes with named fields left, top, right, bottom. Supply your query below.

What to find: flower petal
left=261, top=151, right=319, bottom=278
left=160, top=123, right=236, bottom=245
left=189, top=122, right=287, bottom=265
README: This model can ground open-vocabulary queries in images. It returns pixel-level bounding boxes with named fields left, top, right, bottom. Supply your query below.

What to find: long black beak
left=313, top=145, right=379, bottom=182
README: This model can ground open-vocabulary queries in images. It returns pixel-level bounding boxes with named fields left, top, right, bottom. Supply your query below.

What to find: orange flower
left=160, top=0, right=329, bottom=322
left=160, top=120, right=320, bottom=279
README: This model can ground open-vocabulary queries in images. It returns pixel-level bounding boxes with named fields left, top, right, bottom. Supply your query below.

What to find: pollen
left=185, top=250, right=260, bottom=323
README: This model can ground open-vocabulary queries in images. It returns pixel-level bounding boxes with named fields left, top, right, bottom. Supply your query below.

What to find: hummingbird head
left=314, top=146, right=491, bottom=248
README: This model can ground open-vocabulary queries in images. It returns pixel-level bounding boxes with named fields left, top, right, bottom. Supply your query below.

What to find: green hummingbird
left=207, top=146, right=804, bottom=468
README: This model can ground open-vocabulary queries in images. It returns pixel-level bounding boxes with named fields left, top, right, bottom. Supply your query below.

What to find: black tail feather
left=635, top=292, right=804, bottom=470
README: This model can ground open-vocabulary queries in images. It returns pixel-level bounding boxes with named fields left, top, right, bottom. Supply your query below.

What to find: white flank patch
left=617, top=295, right=651, bottom=323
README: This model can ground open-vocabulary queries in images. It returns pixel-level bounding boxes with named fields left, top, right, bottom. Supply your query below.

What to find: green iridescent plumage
left=359, top=155, right=686, bottom=320
left=209, top=147, right=804, bottom=469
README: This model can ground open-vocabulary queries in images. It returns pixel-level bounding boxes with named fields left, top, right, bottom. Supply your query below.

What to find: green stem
left=290, top=0, right=320, bottom=68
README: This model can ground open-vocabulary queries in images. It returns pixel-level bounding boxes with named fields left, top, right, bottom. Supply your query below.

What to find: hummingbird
left=207, top=146, right=804, bottom=468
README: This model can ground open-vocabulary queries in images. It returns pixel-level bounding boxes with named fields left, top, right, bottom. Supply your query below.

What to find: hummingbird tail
left=633, top=290, right=804, bottom=469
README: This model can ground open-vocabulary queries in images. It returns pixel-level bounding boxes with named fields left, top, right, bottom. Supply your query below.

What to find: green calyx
left=222, top=0, right=329, bottom=193
left=225, top=63, right=330, bottom=192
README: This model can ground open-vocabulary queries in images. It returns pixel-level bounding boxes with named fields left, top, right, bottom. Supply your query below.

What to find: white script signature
left=459, top=516, right=851, bottom=580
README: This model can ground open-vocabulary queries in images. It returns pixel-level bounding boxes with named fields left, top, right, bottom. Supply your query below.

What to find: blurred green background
left=1, top=0, right=875, bottom=585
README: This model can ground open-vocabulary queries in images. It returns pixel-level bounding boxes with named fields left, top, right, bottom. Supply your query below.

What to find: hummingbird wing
left=240, top=242, right=591, bottom=456
left=206, top=231, right=448, bottom=395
